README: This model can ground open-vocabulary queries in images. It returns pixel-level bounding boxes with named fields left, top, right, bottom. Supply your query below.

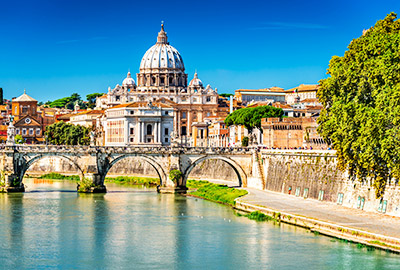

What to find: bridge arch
left=105, top=155, right=167, bottom=186
left=182, top=156, right=247, bottom=187
left=21, top=153, right=84, bottom=182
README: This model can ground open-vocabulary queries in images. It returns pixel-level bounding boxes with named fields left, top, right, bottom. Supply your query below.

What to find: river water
left=0, top=179, right=399, bottom=269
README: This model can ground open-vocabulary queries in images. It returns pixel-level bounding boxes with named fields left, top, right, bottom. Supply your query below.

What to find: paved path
left=239, top=187, right=400, bottom=239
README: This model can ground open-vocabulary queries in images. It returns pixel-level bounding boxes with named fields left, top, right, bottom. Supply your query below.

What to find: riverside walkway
left=232, top=186, right=400, bottom=252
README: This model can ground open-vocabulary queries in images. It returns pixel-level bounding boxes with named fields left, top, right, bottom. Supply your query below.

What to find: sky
left=0, top=0, right=399, bottom=102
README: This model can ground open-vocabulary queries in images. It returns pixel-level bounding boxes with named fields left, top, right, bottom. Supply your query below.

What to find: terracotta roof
left=99, top=94, right=108, bottom=98
left=74, top=110, right=104, bottom=116
left=235, top=87, right=285, bottom=93
left=13, top=91, right=37, bottom=102
left=300, top=98, right=319, bottom=103
left=272, top=102, right=292, bottom=109
left=109, top=101, right=173, bottom=109
left=285, top=84, right=320, bottom=93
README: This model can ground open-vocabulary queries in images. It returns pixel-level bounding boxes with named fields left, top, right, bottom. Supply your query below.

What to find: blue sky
left=0, top=0, right=399, bottom=102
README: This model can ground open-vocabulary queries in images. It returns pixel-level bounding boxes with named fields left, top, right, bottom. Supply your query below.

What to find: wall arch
left=182, top=156, right=247, bottom=187
left=106, top=155, right=167, bottom=186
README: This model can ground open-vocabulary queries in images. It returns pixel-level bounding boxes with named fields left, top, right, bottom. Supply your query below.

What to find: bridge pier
left=4, top=173, right=25, bottom=193
left=157, top=186, right=188, bottom=194
left=77, top=173, right=107, bottom=193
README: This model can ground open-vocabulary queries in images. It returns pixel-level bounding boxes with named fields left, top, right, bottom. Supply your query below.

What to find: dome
left=122, top=71, right=136, bottom=87
left=189, top=72, right=203, bottom=87
left=139, top=23, right=184, bottom=70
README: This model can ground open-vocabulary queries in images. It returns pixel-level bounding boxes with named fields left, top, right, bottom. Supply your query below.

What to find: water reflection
left=0, top=179, right=399, bottom=269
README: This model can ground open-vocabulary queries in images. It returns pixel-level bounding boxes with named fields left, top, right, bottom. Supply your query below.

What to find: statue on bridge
left=6, top=115, right=15, bottom=145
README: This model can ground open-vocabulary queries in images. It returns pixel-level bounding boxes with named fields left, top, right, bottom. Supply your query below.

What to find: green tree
left=15, top=135, right=25, bottom=144
left=317, top=13, right=400, bottom=198
left=45, top=121, right=90, bottom=145
left=219, top=93, right=234, bottom=98
left=86, top=93, right=104, bottom=109
left=224, top=106, right=283, bottom=132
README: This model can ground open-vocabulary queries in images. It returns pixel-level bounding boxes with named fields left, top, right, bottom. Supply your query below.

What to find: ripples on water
left=0, top=179, right=399, bottom=270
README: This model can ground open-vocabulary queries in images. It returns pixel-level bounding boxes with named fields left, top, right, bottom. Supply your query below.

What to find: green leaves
left=224, top=106, right=283, bottom=132
left=318, top=13, right=400, bottom=198
left=45, top=121, right=90, bottom=145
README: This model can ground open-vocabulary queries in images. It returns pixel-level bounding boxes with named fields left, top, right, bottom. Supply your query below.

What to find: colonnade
left=138, top=122, right=162, bottom=143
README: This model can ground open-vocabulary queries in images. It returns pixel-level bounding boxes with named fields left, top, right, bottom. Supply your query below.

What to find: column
left=158, top=122, right=161, bottom=143
left=141, top=122, right=145, bottom=143
left=136, top=121, right=140, bottom=144
left=154, top=122, right=158, bottom=143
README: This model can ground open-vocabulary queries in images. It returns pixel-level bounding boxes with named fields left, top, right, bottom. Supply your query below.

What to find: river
left=0, top=179, right=399, bottom=269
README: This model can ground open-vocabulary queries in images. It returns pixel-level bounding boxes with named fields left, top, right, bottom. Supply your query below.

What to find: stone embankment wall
left=26, top=157, right=238, bottom=183
left=261, top=150, right=400, bottom=217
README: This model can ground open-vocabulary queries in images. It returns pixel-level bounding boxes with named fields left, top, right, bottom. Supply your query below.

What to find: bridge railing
left=0, top=144, right=255, bottom=155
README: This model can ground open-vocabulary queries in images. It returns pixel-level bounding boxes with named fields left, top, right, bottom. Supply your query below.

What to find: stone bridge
left=0, top=145, right=263, bottom=193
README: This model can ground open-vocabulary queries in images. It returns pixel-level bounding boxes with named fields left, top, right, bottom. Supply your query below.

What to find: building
left=234, top=87, right=286, bottom=106
left=11, top=91, right=45, bottom=144
left=69, top=110, right=104, bottom=128
left=96, top=23, right=221, bottom=141
left=102, top=100, right=174, bottom=146
left=285, top=84, right=320, bottom=105
left=261, top=117, right=327, bottom=149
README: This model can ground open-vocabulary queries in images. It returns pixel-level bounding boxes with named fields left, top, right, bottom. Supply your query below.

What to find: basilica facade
left=96, top=23, right=221, bottom=139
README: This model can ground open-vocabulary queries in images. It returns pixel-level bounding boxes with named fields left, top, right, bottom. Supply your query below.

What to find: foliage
left=219, top=93, right=234, bottom=98
left=86, top=93, right=104, bottom=109
left=169, top=169, right=182, bottom=184
left=105, top=176, right=160, bottom=186
left=15, top=135, right=25, bottom=144
left=241, top=136, right=249, bottom=147
left=186, top=180, right=248, bottom=206
left=39, top=173, right=80, bottom=181
left=317, top=13, right=400, bottom=198
left=0, top=171, right=5, bottom=188
left=245, top=211, right=272, bottom=222
left=77, top=178, right=94, bottom=192
left=224, top=106, right=283, bottom=132
left=47, top=93, right=81, bottom=109
left=45, top=121, right=91, bottom=145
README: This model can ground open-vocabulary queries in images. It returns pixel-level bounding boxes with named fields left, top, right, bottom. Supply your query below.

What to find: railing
left=0, top=144, right=256, bottom=155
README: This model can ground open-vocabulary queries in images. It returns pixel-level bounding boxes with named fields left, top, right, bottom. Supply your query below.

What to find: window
left=165, top=137, right=168, bottom=143
left=22, top=106, right=28, bottom=114
left=130, top=127, right=134, bottom=135
left=146, top=124, right=152, bottom=135
left=29, top=128, right=33, bottom=135
left=14, top=107, right=17, bottom=114
left=165, top=128, right=169, bottom=136
left=357, top=196, right=365, bottom=210
left=16, top=129, right=20, bottom=135
left=295, top=187, right=301, bottom=197
left=181, top=126, right=187, bottom=136
left=207, top=112, right=211, bottom=117
left=116, top=96, right=120, bottom=101
left=303, top=188, right=309, bottom=198
left=165, top=111, right=169, bottom=115
left=130, top=137, right=134, bottom=142
left=206, top=96, right=211, bottom=102
left=36, top=128, right=40, bottom=135
left=182, top=112, right=187, bottom=119
left=378, top=199, right=387, bottom=213
left=337, top=193, right=344, bottom=205
left=130, top=111, right=134, bottom=115
left=318, top=190, right=324, bottom=201
left=22, top=128, right=27, bottom=135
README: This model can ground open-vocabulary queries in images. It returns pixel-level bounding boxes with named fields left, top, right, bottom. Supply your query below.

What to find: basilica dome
left=122, top=71, right=136, bottom=87
left=139, top=24, right=184, bottom=70
left=189, top=72, right=203, bottom=88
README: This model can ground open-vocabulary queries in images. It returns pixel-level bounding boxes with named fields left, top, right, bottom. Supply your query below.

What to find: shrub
left=169, top=169, right=182, bottom=184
